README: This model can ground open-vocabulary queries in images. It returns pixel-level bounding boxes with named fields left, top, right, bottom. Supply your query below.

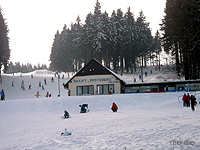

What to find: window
left=77, top=86, right=94, bottom=95
left=97, top=84, right=114, bottom=95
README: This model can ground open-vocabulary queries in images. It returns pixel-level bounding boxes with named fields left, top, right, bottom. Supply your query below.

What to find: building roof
left=64, top=58, right=127, bottom=88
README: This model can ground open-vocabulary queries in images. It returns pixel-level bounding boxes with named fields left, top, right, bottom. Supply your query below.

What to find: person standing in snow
left=111, top=102, right=118, bottom=112
left=186, top=93, right=190, bottom=107
left=108, top=88, right=113, bottom=94
left=190, top=95, right=197, bottom=111
left=44, top=78, right=47, bottom=85
left=68, top=90, right=70, bottom=96
left=182, top=93, right=187, bottom=106
left=1, top=89, right=5, bottom=100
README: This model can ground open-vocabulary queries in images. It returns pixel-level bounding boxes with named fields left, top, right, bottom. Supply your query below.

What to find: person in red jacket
left=182, top=93, right=187, bottom=106
left=111, top=102, right=118, bottom=112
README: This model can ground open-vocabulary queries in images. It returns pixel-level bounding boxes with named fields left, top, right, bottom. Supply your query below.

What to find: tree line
left=50, top=0, right=162, bottom=74
left=5, top=62, right=48, bottom=74
left=0, top=6, right=10, bottom=77
left=161, top=0, right=200, bottom=80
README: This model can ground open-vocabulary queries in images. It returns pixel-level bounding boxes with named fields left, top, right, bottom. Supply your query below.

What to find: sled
left=61, top=116, right=71, bottom=119
left=61, top=132, right=72, bottom=136
left=61, top=129, right=72, bottom=136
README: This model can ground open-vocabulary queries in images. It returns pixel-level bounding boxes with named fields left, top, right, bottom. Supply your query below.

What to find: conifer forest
left=49, top=0, right=162, bottom=74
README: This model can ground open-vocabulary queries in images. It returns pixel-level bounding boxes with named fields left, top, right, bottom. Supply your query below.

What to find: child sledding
left=79, top=104, right=89, bottom=113
left=61, top=110, right=70, bottom=119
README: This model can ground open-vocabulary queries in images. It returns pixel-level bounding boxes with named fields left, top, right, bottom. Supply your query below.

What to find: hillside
left=0, top=69, right=200, bottom=149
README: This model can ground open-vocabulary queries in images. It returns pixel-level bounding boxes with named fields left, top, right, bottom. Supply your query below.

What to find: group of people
left=63, top=102, right=118, bottom=118
left=182, top=93, right=198, bottom=111
left=35, top=91, right=52, bottom=98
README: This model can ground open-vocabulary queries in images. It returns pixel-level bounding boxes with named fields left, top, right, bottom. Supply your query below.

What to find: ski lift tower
left=56, top=72, right=60, bottom=97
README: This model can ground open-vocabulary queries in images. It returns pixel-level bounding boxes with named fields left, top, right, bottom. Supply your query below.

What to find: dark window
left=77, top=86, right=94, bottom=95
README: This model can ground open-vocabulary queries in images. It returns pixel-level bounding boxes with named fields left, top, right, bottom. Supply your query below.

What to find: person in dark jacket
left=80, top=104, right=88, bottom=113
left=64, top=110, right=70, bottom=118
left=186, top=93, right=190, bottom=107
left=190, top=95, right=197, bottom=111
left=111, top=102, right=118, bottom=112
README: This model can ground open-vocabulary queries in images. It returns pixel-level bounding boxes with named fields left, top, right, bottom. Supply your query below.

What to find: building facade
left=65, top=58, right=126, bottom=96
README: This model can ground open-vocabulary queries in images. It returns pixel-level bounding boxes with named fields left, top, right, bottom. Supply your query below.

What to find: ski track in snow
left=0, top=71, right=200, bottom=150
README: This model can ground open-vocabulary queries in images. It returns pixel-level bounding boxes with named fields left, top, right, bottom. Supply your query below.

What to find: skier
left=79, top=104, right=88, bottom=113
left=64, top=110, right=70, bottom=118
left=35, top=91, right=41, bottom=98
left=51, top=77, right=54, bottom=82
left=28, top=84, right=31, bottom=90
left=12, top=81, right=14, bottom=87
left=190, top=95, right=197, bottom=111
left=111, top=102, right=118, bottom=112
left=1, top=89, right=5, bottom=100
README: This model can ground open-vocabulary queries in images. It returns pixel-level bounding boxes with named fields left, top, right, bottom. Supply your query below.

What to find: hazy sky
left=1, top=0, right=166, bottom=66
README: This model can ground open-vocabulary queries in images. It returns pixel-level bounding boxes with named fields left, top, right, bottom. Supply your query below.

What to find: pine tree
left=161, top=0, right=200, bottom=80
left=0, top=6, right=10, bottom=77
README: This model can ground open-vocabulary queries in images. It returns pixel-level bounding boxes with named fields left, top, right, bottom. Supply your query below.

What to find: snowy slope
left=0, top=70, right=200, bottom=150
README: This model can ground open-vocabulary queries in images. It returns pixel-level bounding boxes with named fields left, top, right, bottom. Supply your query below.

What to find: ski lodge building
left=64, top=58, right=126, bottom=96
left=64, top=58, right=200, bottom=96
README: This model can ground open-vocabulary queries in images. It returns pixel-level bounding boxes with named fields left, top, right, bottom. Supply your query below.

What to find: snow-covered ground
left=0, top=70, right=200, bottom=150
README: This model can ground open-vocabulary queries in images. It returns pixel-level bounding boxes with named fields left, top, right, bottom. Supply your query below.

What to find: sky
left=0, top=0, right=166, bottom=66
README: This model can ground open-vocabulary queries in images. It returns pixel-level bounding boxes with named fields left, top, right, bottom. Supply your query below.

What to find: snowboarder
left=190, top=95, right=197, bottom=111
left=35, top=91, right=41, bottom=98
left=1, top=89, right=5, bottom=100
left=64, top=110, right=70, bottom=118
left=111, top=102, right=118, bottom=112
left=12, top=81, right=14, bottom=87
left=79, top=104, right=88, bottom=113
left=42, top=85, right=45, bottom=90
